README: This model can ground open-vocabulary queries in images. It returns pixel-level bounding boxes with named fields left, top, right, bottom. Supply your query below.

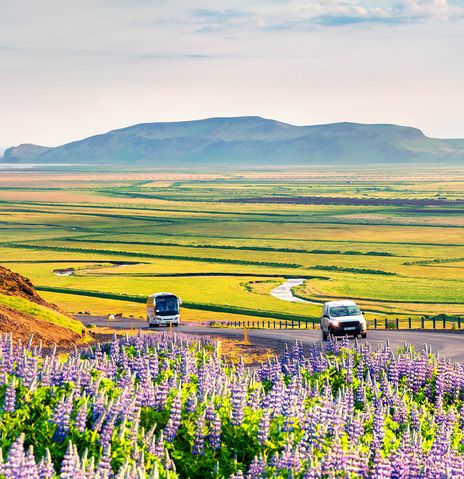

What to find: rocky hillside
left=2, top=117, right=464, bottom=166
left=0, top=266, right=85, bottom=345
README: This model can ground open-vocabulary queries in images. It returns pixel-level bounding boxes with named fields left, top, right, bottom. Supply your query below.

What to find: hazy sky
left=1, top=0, right=463, bottom=148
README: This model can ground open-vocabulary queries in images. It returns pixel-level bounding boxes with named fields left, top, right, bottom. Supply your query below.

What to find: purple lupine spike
left=3, top=379, right=16, bottom=412
left=185, top=392, right=197, bottom=413
left=228, top=471, right=244, bottom=479
left=96, top=446, right=112, bottom=478
left=59, top=441, right=79, bottom=479
left=369, top=450, right=392, bottom=479
left=38, top=447, right=55, bottom=479
left=246, top=455, right=266, bottom=479
left=231, top=378, right=247, bottom=426
left=74, top=400, right=88, bottom=432
left=207, top=410, right=222, bottom=450
left=192, top=411, right=206, bottom=456
left=164, top=393, right=182, bottom=442
left=279, top=442, right=302, bottom=472
left=3, top=433, right=26, bottom=479
left=257, top=409, right=270, bottom=445
left=99, top=415, right=116, bottom=448
left=19, top=445, right=39, bottom=479
left=51, top=393, right=74, bottom=442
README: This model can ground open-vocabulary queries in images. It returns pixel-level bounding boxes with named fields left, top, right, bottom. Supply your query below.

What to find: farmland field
left=1, top=166, right=464, bottom=323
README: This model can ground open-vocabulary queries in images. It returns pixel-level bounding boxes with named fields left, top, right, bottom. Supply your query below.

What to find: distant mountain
left=2, top=117, right=464, bottom=166
left=3, top=143, right=51, bottom=162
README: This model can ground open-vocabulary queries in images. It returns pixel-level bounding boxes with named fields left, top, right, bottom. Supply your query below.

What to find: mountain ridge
left=3, top=116, right=464, bottom=166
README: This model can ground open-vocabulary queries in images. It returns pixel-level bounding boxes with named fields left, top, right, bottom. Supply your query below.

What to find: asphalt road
left=77, top=316, right=464, bottom=363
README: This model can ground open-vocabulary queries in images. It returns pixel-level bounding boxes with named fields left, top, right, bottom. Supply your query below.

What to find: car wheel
left=173, top=323, right=179, bottom=327
left=361, top=332, right=367, bottom=338
left=322, top=330, right=328, bottom=341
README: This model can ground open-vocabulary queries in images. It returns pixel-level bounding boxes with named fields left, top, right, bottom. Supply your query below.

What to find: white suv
left=321, top=300, right=367, bottom=340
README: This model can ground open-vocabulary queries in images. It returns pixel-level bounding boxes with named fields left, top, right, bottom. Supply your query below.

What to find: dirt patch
left=0, top=304, right=81, bottom=347
left=218, top=338, right=276, bottom=366
left=0, top=265, right=62, bottom=311
left=0, top=265, right=84, bottom=345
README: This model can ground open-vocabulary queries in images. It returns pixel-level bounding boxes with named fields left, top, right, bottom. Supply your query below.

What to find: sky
left=0, top=0, right=463, bottom=149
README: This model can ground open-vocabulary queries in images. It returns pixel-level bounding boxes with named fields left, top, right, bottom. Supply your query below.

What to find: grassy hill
left=2, top=116, right=463, bottom=166
left=0, top=266, right=85, bottom=345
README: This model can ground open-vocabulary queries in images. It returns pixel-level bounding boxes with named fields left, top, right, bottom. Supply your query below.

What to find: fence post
left=408, top=317, right=411, bottom=329
left=291, top=320, right=294, bottom=329
left=374, top=318, right=377, bottom=329
left=279, top=321, right=282, bottom=329
left=443, top=317, right=446, bottom=329
left=385, top=318, right=388, bottom=330
left=421, top=317, right=425, bottom=329
left=459, top=317, right=461, bottom=330
left=433, top=317, right=436, bottom=329
left=312, top=320, right=315, bottom=329
left=306, top=321, right=308, bottom=329
left=268, top=320, right=270, bottom=329
left=396, top=318, right=399, bottom=330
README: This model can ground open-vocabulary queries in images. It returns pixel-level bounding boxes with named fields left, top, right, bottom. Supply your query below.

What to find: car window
left=329, top=305, right=360, bottom=317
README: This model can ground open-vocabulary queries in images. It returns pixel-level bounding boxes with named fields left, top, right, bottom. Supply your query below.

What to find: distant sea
left=0, top=163, right=79, bottom=170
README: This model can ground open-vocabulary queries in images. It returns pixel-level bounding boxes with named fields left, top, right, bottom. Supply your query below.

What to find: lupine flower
left=37, top=449, right=55, bottom=479
left=3, top=379, right=16, bottom=412
left=3, top=332, right=464, bottom=478
left=192, top=411, right=206, bottom=455
left=164, top=393, right=182, bottom=442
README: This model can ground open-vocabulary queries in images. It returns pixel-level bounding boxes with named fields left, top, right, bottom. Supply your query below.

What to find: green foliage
left=311, top=265, right=397, bottom=276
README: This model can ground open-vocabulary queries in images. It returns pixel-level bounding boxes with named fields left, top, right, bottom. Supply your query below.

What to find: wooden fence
left=211, top=317, right=464, bottom=331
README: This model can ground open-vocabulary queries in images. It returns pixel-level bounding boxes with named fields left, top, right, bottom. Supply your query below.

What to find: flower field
left=1, top=333, right=464, bottom=478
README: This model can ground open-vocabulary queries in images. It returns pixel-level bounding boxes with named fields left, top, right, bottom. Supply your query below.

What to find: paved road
left=77, top=316, right=464, bottom=363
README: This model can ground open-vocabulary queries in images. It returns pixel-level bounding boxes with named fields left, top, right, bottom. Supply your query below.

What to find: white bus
left=146, top=292, right=181, bottom=327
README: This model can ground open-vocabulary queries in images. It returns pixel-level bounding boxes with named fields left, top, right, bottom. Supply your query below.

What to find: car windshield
left=329, top=305, right=360, bottom=317
left=156, top=296, right=179, bottom=315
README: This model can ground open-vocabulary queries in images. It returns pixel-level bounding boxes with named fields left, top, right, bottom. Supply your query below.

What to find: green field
left=1, top=167, right=464, bottom=323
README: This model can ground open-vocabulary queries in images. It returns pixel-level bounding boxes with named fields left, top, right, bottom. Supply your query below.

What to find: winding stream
left=271, top=278, right=386, bottom=315
left=270, top=278, right=322, bottom=305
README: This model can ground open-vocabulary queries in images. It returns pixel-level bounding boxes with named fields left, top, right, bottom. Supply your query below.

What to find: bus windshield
left=156, top=296, right=179, bottom=316
left=329, top=305, right=360, bottom=317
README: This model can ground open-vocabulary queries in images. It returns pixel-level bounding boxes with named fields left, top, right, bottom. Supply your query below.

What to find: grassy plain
left=1, top=167, right=464, bottom=324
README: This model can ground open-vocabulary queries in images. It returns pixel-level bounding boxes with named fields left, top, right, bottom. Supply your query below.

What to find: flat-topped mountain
left=2, top=116, right=463, bottom=166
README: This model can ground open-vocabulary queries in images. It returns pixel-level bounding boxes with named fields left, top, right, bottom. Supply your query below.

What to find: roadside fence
left=210, top=316, right=464, bottom=331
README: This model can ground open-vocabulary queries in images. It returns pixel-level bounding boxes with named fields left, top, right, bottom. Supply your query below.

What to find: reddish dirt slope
left=0, top=266, right=81, bottom=345
left=0, top=265, right=57, bottom=308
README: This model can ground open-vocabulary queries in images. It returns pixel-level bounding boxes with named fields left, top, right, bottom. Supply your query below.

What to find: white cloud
left=0, top=0, right=463, bottom=145
left=186, top=0, right=464, bottom=32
